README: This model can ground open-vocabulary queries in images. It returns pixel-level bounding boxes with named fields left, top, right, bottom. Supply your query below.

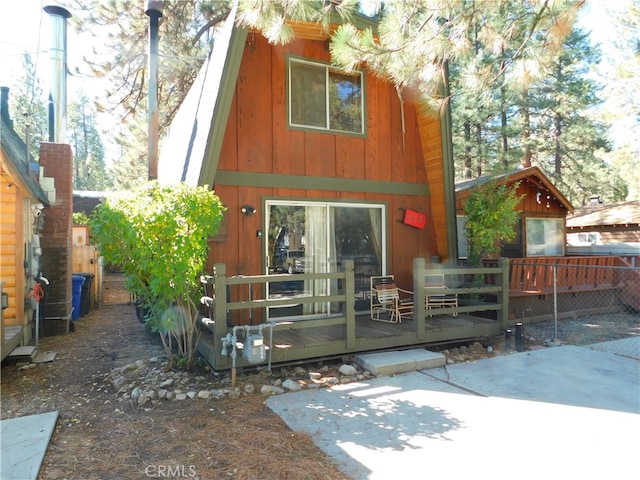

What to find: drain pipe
left=145, top=0, right=163, bottom=180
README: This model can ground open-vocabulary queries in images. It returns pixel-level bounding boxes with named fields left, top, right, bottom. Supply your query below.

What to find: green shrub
left=464, top=181, right=523, bottom=267
left=89, top=182, right=225, bottom=368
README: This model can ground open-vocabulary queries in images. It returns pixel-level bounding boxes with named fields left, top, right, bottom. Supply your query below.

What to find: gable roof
left=158, top=3, right=245, bottom=186
left=455, top=165, right=574, bottom=213
left=566, top=200, right=640, bottom=229
left=1, top=112, right=49, bottom=204
left=157, top=5, right=458, bottom=261
left=158, top=6, right=381, bottom=188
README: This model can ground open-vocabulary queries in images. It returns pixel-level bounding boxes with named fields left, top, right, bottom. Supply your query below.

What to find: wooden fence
left=507, top=255, right=640, bottom=319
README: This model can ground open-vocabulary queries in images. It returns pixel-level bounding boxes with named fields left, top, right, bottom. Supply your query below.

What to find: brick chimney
left=39, top=142, right=74, bottom=329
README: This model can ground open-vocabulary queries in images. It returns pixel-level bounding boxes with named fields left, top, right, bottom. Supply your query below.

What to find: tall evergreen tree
left=238, top=0, right=581, bottom=113
left=596, top=0, right=640, bottom=200
left=532, top=29, right=623, bottom=204
left=449, top=19, right=627, bottom=204
left=67, top=94, right=113, bottom=190
left=61, top=0, right=233, bottom=181
left=9, top=54, right=48, bottom=161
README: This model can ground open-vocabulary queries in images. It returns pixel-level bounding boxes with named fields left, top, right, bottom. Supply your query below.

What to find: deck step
left=355, top=348, right=446, bottom=377
left=7, top=346, right=38, bottom=362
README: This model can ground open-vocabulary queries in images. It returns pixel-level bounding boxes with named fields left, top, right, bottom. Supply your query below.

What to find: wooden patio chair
left=425, top=274, right=458, bottom=317
left=370, top=275, right=414, bottom=323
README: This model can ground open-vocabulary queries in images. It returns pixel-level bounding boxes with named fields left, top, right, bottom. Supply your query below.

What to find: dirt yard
left=1, top=278, right=352, bottom=480
left=2, top=275, right=637, bottom=480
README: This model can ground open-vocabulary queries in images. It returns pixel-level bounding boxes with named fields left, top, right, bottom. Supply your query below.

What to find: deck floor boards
left=271, top=313, right=498, bottom=348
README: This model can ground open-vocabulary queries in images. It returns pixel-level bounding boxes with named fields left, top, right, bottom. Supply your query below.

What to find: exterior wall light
left=241, top=205, right=256, bottom=216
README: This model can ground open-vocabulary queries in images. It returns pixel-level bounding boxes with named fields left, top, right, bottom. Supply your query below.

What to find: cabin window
left=526, top=218, right=564, bottom=256
left=288, top=58, right=364, bottom=135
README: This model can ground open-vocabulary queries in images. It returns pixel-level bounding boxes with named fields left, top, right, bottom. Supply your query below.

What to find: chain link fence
left=508, top=261, right=640, bottom=360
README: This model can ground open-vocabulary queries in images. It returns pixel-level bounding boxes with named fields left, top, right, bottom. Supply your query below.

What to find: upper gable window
left=288, top=58, right=364, bottom=135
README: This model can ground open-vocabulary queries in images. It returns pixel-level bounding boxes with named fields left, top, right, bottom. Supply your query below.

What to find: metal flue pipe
left=145, top=0, right=163, bottom=180
left=43, top=4, right=71, bottom=143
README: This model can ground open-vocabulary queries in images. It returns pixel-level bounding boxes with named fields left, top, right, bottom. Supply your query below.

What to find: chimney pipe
left=44, top=4, right=71, bottom=143
left=146, top=0, right=163, bottom=181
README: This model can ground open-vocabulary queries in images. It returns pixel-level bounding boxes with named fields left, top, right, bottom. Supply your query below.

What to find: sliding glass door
left=266, top=200, right=386, bottom=318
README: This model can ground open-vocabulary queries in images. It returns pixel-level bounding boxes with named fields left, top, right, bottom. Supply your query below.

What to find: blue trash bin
left=72, top=275, right=85, bottom=321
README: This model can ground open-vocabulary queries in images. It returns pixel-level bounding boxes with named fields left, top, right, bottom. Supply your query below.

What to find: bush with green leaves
left=464, top=181, right=523, bottom=267
left=89, top=182, right=225, bottom=367
left=72, top=212, right=90, bottom=225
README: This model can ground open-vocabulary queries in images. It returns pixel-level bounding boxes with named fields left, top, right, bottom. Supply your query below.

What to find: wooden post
left=343, top=259, right=356, bottom=349
left=213, top=263, right=230, bottom=370
left=413, top=257, right=427, bottom=341
left=498, top=257, right=510, bottom=330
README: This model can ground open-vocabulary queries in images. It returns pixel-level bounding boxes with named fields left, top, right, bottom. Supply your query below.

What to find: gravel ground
left=502, top=311, right=640, bottom=360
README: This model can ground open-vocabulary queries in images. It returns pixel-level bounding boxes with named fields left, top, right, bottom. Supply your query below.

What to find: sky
left=0, top=0, right=95, bottom=97
left=0, top=0, right=635, bottom=156
left=0, top=0, right=119, bottom=157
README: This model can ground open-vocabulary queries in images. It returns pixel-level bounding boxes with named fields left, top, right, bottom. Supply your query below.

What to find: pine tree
left=449, top=19, right=628, bottom=204
left=238, top=0, right=581, bottom=113
left=62, top=0, right=233, bottom=181
left=532, top=29, right=624, bottom=204
left=67, top=94, right=113, bottom=190
left=9, top=54, right=49, bottom=160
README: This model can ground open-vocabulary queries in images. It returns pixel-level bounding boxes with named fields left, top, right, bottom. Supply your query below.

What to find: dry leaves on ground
left=1, top=300, right=351, bottom=480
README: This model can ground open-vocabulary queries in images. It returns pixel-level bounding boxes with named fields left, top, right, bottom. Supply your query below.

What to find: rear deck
left=200, top=311, right=499, bottom=368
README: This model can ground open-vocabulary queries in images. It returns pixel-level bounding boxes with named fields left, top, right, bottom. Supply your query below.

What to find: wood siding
left=456, top=175, right=569, bottom=217
left=0, top=165, right=26, bottom=329
left=455, top=170, right=571, bottom=258
left=211, top=35, right=444, bottom=289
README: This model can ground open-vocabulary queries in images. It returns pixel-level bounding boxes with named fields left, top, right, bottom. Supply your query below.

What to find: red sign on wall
left=403, top=209, right=426, bottom=229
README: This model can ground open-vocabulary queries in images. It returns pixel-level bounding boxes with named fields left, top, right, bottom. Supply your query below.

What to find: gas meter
left=243, top=333, right=266, bottom=364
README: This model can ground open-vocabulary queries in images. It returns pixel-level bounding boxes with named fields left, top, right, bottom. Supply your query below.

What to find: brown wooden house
left=154, top=7, right=512, bottom=368
left=159, top=7, right=457, bottom=308
left=455, top=166, right=574, bottom=260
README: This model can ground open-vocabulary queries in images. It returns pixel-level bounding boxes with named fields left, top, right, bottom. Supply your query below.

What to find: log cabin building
left=1, top=87, right=50, bottom=360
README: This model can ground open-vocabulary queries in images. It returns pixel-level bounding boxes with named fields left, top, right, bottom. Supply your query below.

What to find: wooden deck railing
left=199, top=258, right=511, bottom=369
left=201, top=260, right=356, bottom=370
left=414, top=258, right=510, bottom=336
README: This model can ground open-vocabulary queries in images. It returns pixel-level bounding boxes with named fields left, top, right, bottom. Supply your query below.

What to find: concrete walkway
left=0, top=411, right=58, bottom=480
left=266, top=340, right=640, bottom=480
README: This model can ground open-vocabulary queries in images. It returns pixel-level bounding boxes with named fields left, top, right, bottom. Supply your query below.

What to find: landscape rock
left=282, top=379, right=302, bottom=391
left=243, top=384, right=256, bottom=394
left=338, top=364, right=357, bottom=376
left=112, top=376, right=126, bottom=390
